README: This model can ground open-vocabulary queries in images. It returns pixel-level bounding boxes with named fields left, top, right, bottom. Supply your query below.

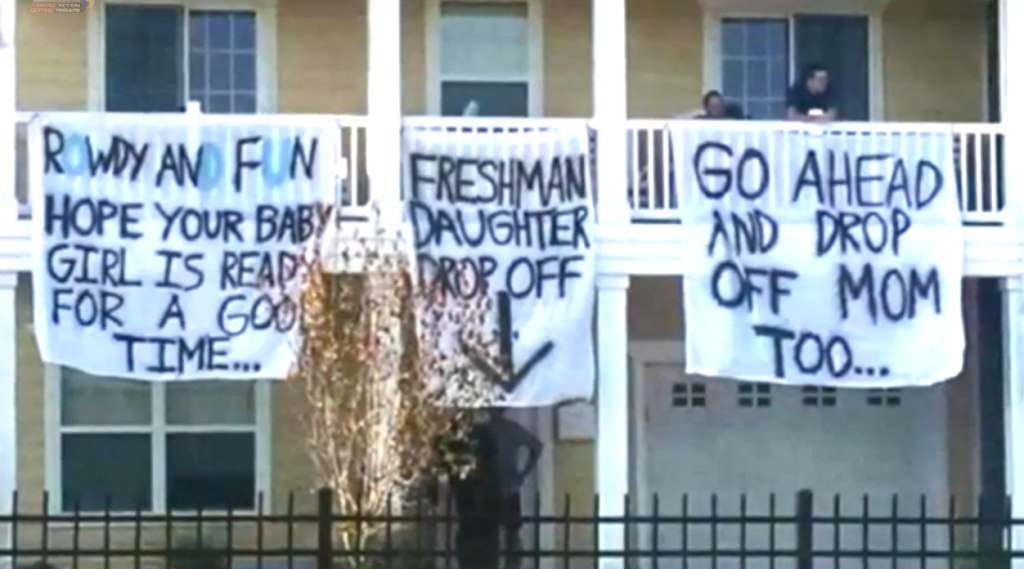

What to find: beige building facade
left=2, top=0, right=1001, bottom=561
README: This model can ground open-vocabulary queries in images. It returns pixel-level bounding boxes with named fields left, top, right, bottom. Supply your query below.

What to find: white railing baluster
left=9, top=113, right=1011, bottom=229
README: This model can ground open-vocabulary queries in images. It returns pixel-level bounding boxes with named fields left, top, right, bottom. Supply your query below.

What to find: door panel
left=794, top=15, right=870, bottom=120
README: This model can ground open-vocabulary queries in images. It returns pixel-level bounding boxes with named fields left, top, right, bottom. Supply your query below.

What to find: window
left=719, top=15, right=869, bottom=120
left=437, top=1, right=531, bottom=117
left=672, top=382, right=706, bottom=408
left=737, top=383, right=771, bottom=408
left=104, top=4, right=259, bottom=113
left=721, top=19, right=789, bottom=120
left=867, top=388, right=902, bottom=407
left=53, top=369, right=266, bottom=512
left=802, top=386, right=837, bottom=407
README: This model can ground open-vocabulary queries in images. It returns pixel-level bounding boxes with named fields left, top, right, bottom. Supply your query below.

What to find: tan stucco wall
left=11, top=0, right=991, bottom=551
left=277, top=0, right=366, bottom=114
left=882, top=0, right=987, bottom=121
left=15, top=2, right=87, bottom=111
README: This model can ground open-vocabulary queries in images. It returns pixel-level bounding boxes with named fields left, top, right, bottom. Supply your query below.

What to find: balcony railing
left=8, top=113, right=1012, bottom=227
left=627, top=120, right=1008, bottom=226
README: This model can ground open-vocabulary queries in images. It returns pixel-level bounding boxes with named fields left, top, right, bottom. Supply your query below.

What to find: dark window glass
left=105, top=5, right=183, bottom=111
left=720, top=18, right=789, bottom=120
left=793, top=14, right=870, bottom=120
left=62, top=434, right=152, bottom=511
left=188, top=11, right=257, bottom=114
left=167, top=433, right=255, bottom=510
left=441, top=81, right=529, bottom=117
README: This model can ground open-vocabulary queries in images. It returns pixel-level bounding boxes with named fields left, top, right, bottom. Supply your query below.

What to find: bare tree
left=287, top=225, right=499, bottom=555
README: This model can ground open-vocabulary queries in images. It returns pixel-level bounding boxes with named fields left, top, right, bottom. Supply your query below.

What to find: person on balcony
left=786, top=63, right=837, bottom=122
left=681, top=90, right=745, bottom=119
left=488, top=407, right=542, bottom=569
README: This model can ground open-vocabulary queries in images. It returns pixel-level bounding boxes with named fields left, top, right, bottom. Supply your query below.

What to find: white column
left=592, top=0, right=629, bottom=564
left=592, top=0, right=629, bottom=224
left=0, top=0, right=15, bottom=224
left=0, top=1, right=16, bottom=565
left=1002, top=0, right=1024, bottom=561
left=366, top=0, right=403, bottom=229
left=0, top=274, right=16, bottom=568
left=595, top=275, right=630, bottom=568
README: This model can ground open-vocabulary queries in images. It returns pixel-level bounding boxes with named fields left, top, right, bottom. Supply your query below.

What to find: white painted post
left=592, top=0, right=629, bottom=225
left=366, top=0, right=402, bottom=230
left=0, top=0, right=15, bottom=226
left=0, top=0, right=16, bottom=566
left=595, top=276, right=630, bottom=569
left=1002, top=0, right=1024, bottom=562
left=592, top=0, right=630, bottom=566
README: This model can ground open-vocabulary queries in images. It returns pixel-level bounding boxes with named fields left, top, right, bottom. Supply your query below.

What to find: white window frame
left=701, top=0, right=888, bottom=121
left=425, top=0, right=544, bottom=117
left=43, top=364, right=273, bottom=515
left=86, top=0, right=279, bottom=112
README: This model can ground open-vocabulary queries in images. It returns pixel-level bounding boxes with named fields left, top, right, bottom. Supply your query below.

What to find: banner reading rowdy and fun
left=31, top=117, right=340, bottom=380
left=671, top=126, right=964, bottom=387
left=404, top=126, right=595, bottom=406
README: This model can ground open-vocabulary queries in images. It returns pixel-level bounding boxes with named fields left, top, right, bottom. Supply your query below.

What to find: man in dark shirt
left=786, top=63, right=837, bottom=122
left=487, top=408, right=542, bottom=569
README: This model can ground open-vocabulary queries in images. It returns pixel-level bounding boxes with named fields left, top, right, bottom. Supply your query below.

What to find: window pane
left=233, top=14, right=256, bottom=50
left=234, top=94, right=257, bottom=114
left=440, top=2, right=528, bottom=78
left=62, top=434, right=151, bottom=512
left=746, top=21, right=768, bottom=53
left=719, top=19, right=789, bottom=120
left=61, top=369, right=151, bottom=426
left=189, top=52, right=206, bottom=91
left=166, top=381, right=255, bottom=425
left=235, top=53, right=256, bottom=90
left=209, top=52, right=231, bottom=90
left=208, top=94, right=233, bottom=113
left=167, top=433, right=255, bottom=510
left=766, top=22, right=788, bottom=57
left=188, top=11, right=257, bottom=115
left=721, top=20, right=744, bottom=57
left=441, top=81, right=529, bottom=117
left=746, top=60, right=769, bottom=97
left=205, top=12, right=232, bottom=50
left=105, top=5, right=183, bottom=111
left=722, top=59, right=744, bottom=97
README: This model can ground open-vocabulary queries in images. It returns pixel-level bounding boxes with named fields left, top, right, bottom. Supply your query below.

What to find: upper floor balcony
left=0, top=0, right=1017, bottom=276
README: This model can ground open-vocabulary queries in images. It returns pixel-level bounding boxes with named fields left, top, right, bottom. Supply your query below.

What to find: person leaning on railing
left=679, top=90, right=747, bottom=120
left=787, top=63, right=838, bottom=122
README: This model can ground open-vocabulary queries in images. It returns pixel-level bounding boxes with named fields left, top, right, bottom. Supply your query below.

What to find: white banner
left=403, top=126, right=595, bottom=406
left=31, top=117, right=340, bottom=380
left=671, top=126, right=964, bottom=386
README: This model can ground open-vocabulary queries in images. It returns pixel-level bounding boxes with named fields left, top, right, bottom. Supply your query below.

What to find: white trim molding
left=700, top=0, right=887, bottom=121
left=595, top=274, right=630, bottom=569
left=86, top=0, right=279, bottom=113
left=424, top=0, right=544, bottom=117
left=43, top=365, right=273, bottom=515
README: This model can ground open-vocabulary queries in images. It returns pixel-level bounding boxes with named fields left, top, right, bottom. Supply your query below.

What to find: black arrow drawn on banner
left=463, top=291, right=555, bottom=395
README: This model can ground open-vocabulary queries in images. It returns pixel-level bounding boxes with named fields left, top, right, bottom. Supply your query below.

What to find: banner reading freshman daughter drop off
left=670, top=125, right=964, bottom=387
left=404, top=126, right=595, bottom=406
left=30, top=116, right=340, bottom=380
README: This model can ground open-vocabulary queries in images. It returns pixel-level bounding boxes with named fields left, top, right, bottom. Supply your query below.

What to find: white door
left=642, top=360, right=950, bottom=569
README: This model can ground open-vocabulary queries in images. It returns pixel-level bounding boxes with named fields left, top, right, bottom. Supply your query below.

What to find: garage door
left=642, top=361, right=950, bottom=569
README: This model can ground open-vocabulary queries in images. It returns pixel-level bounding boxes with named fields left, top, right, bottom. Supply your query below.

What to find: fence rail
left=1, top=490, right=1022, bottom=569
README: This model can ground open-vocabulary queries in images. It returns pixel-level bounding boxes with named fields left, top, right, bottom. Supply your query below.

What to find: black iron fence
left=0, top=489, right=1020, bottom=569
